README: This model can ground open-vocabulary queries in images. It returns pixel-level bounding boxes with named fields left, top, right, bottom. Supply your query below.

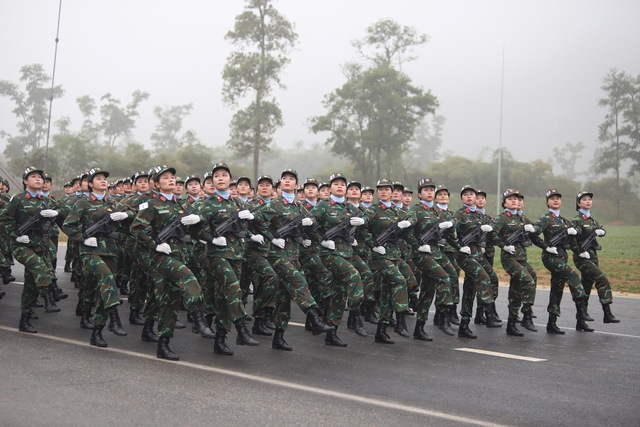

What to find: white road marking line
left=455, top=348, right=547, bottom=362
left=0, top=325, right=509, bottom=427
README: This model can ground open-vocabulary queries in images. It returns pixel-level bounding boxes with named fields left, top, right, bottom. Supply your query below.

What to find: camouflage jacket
left=453, top=206, right=488, bottom=254
left=0, top=192, right=55, bottom=251
left=348, top=202, right=373, bottom=258
left=258, top=196, right=310, bottom=261
left=533, top=211, right=580, bottom=259
left=244, top=198, right=272, bottom=257
left=363, top=201, right=409, bottom=261
left=195, top=194, right=247, bottom=260
left=311, top=198, right=359, bottom=259
left=407, top=202, right=445, bottom=259
left=572, top=213, right=603, bottom=260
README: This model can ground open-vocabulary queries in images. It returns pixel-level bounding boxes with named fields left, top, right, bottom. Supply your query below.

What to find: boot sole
left=272, top=344, right=293, bottom=351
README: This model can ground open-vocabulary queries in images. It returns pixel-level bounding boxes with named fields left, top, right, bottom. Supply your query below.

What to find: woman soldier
left=571, top=191, right=619, bottom=324
left=63, top=167, right=131, bottom=346
left=258, top=169, right=333, bottom=351
left=311, top=173, right=366, bottom=346
left=0, top=166, right=60, bottom=333
left=364, top=178, right=416, bottom=344
left=491, top=189, right=538, bottom=336
left=532, top=189, right=589, bottom=333
left=453, top=185, right=501, bottom=339
left=130, top=164, right=208, bottom=360
left=195, top=163, right=258, bottom=356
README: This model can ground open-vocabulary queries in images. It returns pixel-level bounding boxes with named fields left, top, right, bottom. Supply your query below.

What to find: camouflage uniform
left=299, top=200, right=333, bottom=307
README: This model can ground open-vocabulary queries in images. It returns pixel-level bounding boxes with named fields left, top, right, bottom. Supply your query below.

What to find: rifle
left=156, top=212, right=190, bottom=244
left=505, top=226, right=532, bottom=247
left=579, top=230, right=600, bottom=252
left=419, top=224, right=442, bottom=245
left=324, top=218, right=355, bottom=244
left=274, top=215, right=309, bottom=244
left=460, top=226, right=484, bottom=247
left=17, top=212, right=48, bottom=235
left=212, top=212, right=246, bottom=238
left=374, top=220, right=401, bottom=247
left=548, top=229, right=568, bottom=248
left=83, top=214, right=121, bottom=239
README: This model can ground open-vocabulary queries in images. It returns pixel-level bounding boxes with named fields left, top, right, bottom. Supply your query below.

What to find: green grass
left=493, top=226, right=640, bottom=295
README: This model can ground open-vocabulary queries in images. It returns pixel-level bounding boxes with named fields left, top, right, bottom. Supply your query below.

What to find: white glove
left=16, top=235, right=30, bottom=244
left=180, top=214, right=201, bottom=225
left=372, top=246, right=386, bottom=255
left=503, top=245, right=516, bottom=254
left=352, top=239, right=358, bottom=247
left=302, top=239, right=312, bottom=247
left=40, top=209, right=58, bottom=218
left=397, top=220, right=411, bottom=229
left=567, top=227, right=577, bottom=235
left=321, top=240, right=335, bottom=250
left=439, top=221, right=453, bottom=229
left=271, top=238, right=286, bottom=249
left=480, top=247, right=486, bottom=254
left=595, top=229, right=605, bottom=237
left=350, top=217, right=365, bottom=226
left=524, top=224, right=535, bottom=233
left=238, top=210, right=254, bottom=221
left=156, top=243, right=171, bottom=254
left=418, top=244, right=431, bottom=253
left=250, top=234, right=265, bottom=245
left=480, top=224, right=493, bottom=232
left=459, top=246, right=471, bottom=254
left=212, top=236, right=227, bottom=246
left=546, top=247, right=558, bottom=255
left=579, top=251, right=591, bottom=259
left=301, top=217, right=313, bottom=227
left=83, top=237, right=98, bottom=247
left=110, top=212, right=129, bottom=222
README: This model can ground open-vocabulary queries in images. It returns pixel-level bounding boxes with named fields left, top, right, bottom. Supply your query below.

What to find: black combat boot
left=458, top=320, right=477, bottom=339
left=157, top=336, right=179, bottom=361
left=374, top=323, right=394, bottom=344
left=118, top=279, right=130, bottom=296
left=129, top=308, right=145, bottom=325
left=1, top=267, right=15, bottom=284
left=484, top=306, right=502, bottom=328
left=6, top=253, right=14, bottom=265
left=235, top=319, right=259, bottom=346
left=272, top=328, right=292, bottom=351
left=576, top=310, right=594, bottom=332
left=192, top=310, right=216, bottom=339
left=264, top=307, right=276, bottom=330
left=19, top=312, right=37, bottom=333
left=75, top=299, right=83, bottom=317
left=577, top=302, right=594, bottom=322
left=108, top=309, right=127, bottom=336
left=490, top=303, right=502, bottom=323
left=350, top=310, right=367, bottom=337
left=433, top=307, right=441, bottom=326
left=29, top=311, right=38, bottom=320
left=325, top=327, right=348, bottom=347
left=51, top=281, right=68, bottom=301
left=602, top=304, right=620, bottom=323
left=64, top=260, right=72, bottom=273
left=213, top=330, right=234, bottom=355
left=394, top=311, right=410, bottom=337
left=408, top=294, right=418, bottom=316
left=141, top=318, right=160, bottom=342
left=413, top=319, right=433, bottom=341
left=546, top=314, right=565, bottom=334
left=0, top=289, right=4, bottom=299
left=438, top=307, right=455, bottom=336
left=306, top=308, right=333, bottom=333
left=363, top=301, right=379, bottom=324
left=506, top=316, right=524, bottom=336
left=252, top=317, right=272, bottom=336
left=80, top=305, right=94, bottom=330
left=450, top=304, right=460, bottom=326
left=174, top=319, right=186, bottom=329
left=474, top=306, right=486, bottom=325
left=43, top=290, right=61, bottom=313
left=520, top=312, right=537, bottom=332
left=90, top=324, right=108, bottom=347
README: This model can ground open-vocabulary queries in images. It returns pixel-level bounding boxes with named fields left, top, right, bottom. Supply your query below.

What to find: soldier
left=296, top=184, right=305, bottom=203
left=173, top=177, right=185, bottom=201
left=63, top=167, right=131, bottom=347
left=236, top=176, right=252, bottom=203
left=0, top=195, right=16, bottom=286
left=311, top=173, right=366, bottom=346
left=491, top=189, right=538, bottom=336
left=571, top=191, right=619, bottom=324
left=532, top=189, right=589, bottom=334
left=0, top=166, right=60, bottom=333
left=402, top=188, right=413, bottom=209
left=453, top=185, right=501, bottom=339
left=258, top=169, right=333, bottom=351
left=317, top=182, right=330, bottom=200
left=195, top=163, right=259, bottom=356
left=42, top=173, right=68, bottom=302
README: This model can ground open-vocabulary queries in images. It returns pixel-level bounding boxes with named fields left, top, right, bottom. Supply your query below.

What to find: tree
left=150, top=103, right=193, bottom=153
left=551, top=141, right=585, bottom=178
left=0, top=64, right=64, bottom=172
left=411, top=114, right=446, bottom=170
left=222, top=0, right=297, bottom=183
left=99, top=91, right=149, bottom=149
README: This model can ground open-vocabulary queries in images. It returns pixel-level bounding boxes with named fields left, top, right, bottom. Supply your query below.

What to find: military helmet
left=576, top=190, right=593, bottom=211
left=417, top=177, right=436, bottom=192
left=376, top=178, right=393, bottom=188
left=202, top=171, right=212, bottom=181
left=460, top=184, right=477, bottom=197
left=281, top=168, right=298, bottom=181
left=545, top=189, right=562, bottom=201
left=318, top=182, right=329, bottom=190
left=43, top=172, right=53, bottom=182
left=329, top=172, right=347, bottom=184
left=303, top=177, right=318, bottom=188
left=347, top=180, right=362, bottom=190
left=361, top=185, right=374, bottom=194
left=392, top=181, right=404, bottom=192
left=175, top=176, right=184, bottom=184
left=212, top=162, right=231, bottom=176
left=22, top=166, right=44, bottom=180
left=152, top=164, right=176, bottom=178
left=237, top=176, right=251, bottom=186
left=476, top=188, right=487, bottom=197
left=502, top=188, right=520, bottom=202
left=257, top=175, right=274, bottom=186
left=88, top=166, right=110, bottom=183
left=184, top=175, right=201, bottom=185
left=435, top=184, right=450, bottom=196
left=133, top=170, right=149, bottom=183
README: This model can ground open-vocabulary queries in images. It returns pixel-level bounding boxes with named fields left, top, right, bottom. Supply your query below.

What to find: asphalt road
left=1, top=248, right=639, bottom=426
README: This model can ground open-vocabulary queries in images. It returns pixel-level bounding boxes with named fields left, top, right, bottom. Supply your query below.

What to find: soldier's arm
left=62, top=201, right=85, bottom=243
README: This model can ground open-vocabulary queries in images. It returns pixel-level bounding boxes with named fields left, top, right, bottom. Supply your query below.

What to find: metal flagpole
left=44, top=0, right=63, bottom=173
left=496, top=46, right=505, bottom=215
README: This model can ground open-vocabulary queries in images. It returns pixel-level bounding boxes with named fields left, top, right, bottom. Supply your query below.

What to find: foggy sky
left=1, top=0, right=639, bottom=175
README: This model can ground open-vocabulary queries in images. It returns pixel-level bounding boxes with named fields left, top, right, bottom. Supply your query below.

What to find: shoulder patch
left=139, top=202, right=149, bottom=211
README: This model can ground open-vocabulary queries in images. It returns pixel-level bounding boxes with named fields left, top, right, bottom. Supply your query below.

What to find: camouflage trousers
left=151, top=253, right=202, bottom=338
left=300, top=252, right=333, bottom=305
left=572, top=257, right=612, bottom=307
left=81, top=254, right=120, bottom=325
left=208, top=257, right=247, bottom=333
left=241, top=252, right=277, bottom=320
left=443, top=251, right=461, bottom=304
left=349, top=253, right=374, bottom=308
left=456, top=250, right=495, bottom=322
left=542, top=254, right=586, bottom=317
left=192, top=242, right=216, bottom=317
left=13, top=245, right=53, bottom=312
left=270, top=257, right=318, bottom=331
left=473, top=253, right=500, bottom=306
left=370, top=258, right=413, bottom=325
left=413, top=253, right=452, bottom=322
left=321, top=254, right=363, bottom=327
left=129, top=245, right=162, bottom=321
left=501, top=254, right=537, bottom=318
